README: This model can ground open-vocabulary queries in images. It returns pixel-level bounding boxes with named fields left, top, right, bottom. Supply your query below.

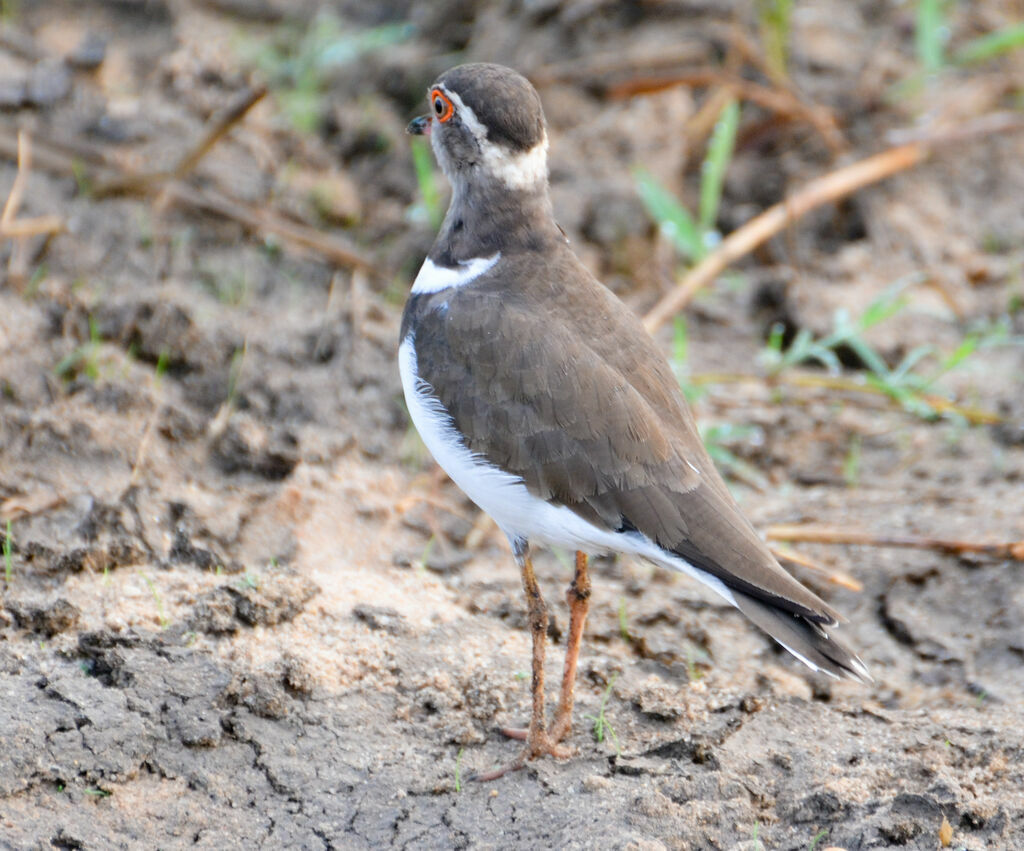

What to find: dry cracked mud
left=2, top=1, right=1023, bottom=849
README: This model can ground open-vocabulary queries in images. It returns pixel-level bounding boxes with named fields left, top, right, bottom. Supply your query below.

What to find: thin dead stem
left=770, top=543, right=863, bottom=592
left=1, top=130, right=65, bottom=286
left=767, top=525, right=1024, bottom=562
left=93, top=86, right=268, bottom=197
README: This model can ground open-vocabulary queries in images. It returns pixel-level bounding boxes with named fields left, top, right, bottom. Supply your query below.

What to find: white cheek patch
left=411, top=254, right=500, bottom=294
left=439, top=86, right=549, bottom=191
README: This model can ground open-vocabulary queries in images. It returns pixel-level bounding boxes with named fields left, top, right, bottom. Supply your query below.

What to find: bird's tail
left=733, top=590, right=872, bottom=683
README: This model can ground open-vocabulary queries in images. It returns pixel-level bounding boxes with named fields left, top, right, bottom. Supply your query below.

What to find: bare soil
left=2, top=2, right=1023, bottom=849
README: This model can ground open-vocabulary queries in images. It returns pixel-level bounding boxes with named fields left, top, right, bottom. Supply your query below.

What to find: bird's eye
left=430, top=89, right=454, bottom=123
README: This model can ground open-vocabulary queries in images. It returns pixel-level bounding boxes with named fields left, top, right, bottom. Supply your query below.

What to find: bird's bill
left=407, top=115, right=432, bottom=136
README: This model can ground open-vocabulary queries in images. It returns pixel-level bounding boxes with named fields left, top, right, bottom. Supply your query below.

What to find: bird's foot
left=499, top=715, right=573, bottom=744
left=468, top=728, right=572, bottom=782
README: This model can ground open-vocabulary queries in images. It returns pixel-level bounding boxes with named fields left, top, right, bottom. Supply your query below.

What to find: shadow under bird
left=400, top=63, right=870, bottom=780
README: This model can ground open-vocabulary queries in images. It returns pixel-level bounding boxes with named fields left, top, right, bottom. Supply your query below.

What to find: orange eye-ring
left=430, top=88, right=455, bottom=123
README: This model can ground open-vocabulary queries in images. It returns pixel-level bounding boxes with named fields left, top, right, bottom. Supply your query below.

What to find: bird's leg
left=471, top=543, right=569, bottom=781
left=519, top=546, right=551, bottom=745
left=548, top=550, right=591, bottom=743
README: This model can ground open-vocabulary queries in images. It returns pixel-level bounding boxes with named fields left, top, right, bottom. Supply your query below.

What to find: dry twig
left=769, top=543, right=863, bottom=592
left=1, top=130, right=65, bottom=286
left=93, top=85, right=268, bottom=197
left=766, top=524, right=1024, bottom=562
left=159, top=182, right=376, bottom=273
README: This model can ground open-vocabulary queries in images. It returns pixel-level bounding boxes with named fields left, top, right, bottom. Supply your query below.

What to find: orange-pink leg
left=549, top=550, right=591, bottom=743
left=470, top=547, right=570, bottom=781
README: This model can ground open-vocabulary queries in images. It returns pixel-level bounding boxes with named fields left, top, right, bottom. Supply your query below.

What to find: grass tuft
left=757, top=275, right=1012, bottom=423
left=54, top=315, right=104, bottom=383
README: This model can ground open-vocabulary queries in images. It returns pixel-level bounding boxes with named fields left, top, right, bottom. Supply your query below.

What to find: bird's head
left=407, top=63, right=549, bottom=195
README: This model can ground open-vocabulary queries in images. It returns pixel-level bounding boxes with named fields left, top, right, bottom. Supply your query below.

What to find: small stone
left=25, top=60, right=71, bottom=107
left=352, top=604, right=407, bottom=635
left=67, top=32, right=107, bottom=70
left=582, top=774, right=613, bottom=792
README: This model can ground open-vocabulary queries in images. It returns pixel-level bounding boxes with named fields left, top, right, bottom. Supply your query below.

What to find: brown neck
left=429, top=177, right=564, bottom=267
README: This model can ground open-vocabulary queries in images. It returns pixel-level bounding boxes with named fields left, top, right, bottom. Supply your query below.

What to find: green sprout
left=454, top=747, right=465, bottom=793
left=699, top=422, right=769, bottom=491
left=842, top=433, right=862, bottom=488
left=757, top=275, right=1010, bottom=423
left=54, top=315, right=104, bottom=382
left=617, top=599, right=630, bottom=642
left=584, top=673, right=620, bottom=754
left=142, top=575, right=169, bottom=629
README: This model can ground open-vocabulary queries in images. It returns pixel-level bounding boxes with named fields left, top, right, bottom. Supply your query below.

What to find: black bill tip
left=407, top=115, right=431, bottom=136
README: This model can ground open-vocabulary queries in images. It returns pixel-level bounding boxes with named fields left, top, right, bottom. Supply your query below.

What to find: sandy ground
left=2, top=1, right=1024, bottom=849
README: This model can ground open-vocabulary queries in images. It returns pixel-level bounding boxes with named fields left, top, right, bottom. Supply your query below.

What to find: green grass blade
left=843, top=334, right=891, bottom=379
left=757, top=0, right=794, bottom=81
left=918, top=333, right=979, bottom=388
left=411, top=138, right=443, bottom=229
left=699, top=99, right=740, bottom=234
left=672, top=316, right=689, bottom=367
left=953, top=22, right=1024, bottom=65
left=915, top=0, right=947, bottom=72
left=635, top=168, right=704, bottom=261
left=318, top=23, right=414, bottom=69
left=4, top=519, right=12, bottom=584
left=890, top=343, right=935, bottom=382
left=857, top=277, right=917, bottom=330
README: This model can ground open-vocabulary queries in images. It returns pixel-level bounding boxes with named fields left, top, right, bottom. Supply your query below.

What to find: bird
left=400, top=63, right=869, bottom=780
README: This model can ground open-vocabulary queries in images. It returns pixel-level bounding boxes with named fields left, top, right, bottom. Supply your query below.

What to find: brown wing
left=408, top=250, right=841, bottom=625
